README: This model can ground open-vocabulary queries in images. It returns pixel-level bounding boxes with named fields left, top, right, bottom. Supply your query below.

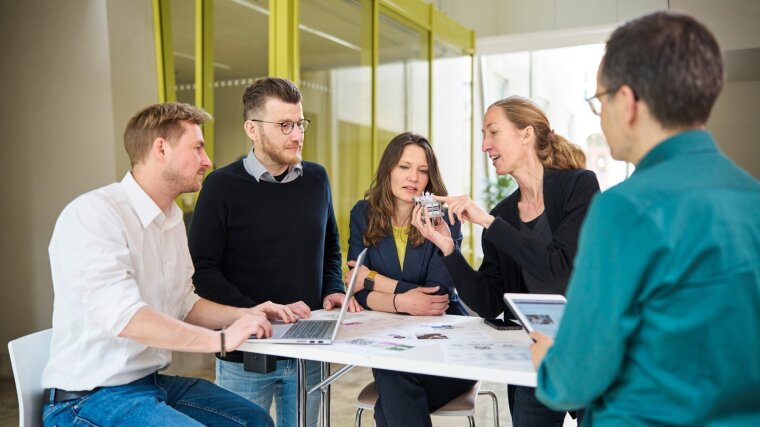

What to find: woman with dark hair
left=413, top=96, right=600, bottom=426
left=345, top=132, right=476, bottom=427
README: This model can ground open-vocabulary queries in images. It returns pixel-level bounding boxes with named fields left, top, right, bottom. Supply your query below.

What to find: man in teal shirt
left=529, top=11, right=760, bottom=425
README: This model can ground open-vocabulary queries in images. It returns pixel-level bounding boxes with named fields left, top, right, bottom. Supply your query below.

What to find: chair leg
left=468, top=415, right=476, bottom=427
left=479, top=390, right=500, bottom=427
left=355, top=408, right=364, bottom=427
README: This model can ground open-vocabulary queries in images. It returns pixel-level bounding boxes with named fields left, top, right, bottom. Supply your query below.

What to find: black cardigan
left=442, top=168, right=600, bottom=318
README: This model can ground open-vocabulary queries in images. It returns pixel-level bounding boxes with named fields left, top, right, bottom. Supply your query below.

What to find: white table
left=239, top=310, right=538, bottom=426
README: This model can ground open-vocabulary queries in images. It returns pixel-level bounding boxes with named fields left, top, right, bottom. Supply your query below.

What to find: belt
left=216, top=351, right=291, bottom=363
left=45, top=388, right=98, bottom=403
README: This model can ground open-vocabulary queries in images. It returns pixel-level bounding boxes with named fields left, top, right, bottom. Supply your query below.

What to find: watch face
left=363, top=277, right=374, bottom=292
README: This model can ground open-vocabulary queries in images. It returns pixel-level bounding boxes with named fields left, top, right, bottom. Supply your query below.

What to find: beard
left=260, top=131, right=302, bottom=166
left=163, top=164, right=202, bottom=195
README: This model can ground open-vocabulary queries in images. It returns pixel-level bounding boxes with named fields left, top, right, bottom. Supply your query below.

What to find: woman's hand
left=323, top=293, right=364, bottom=312
left=434, top=195, right=495, bottom=229
left=411, top=204, right=456, bottom=256
left=345, top=260, right=370, bottom=292
left=396, top=286, right=449, bottom=316
left=248, top=301, right=298, bottom=323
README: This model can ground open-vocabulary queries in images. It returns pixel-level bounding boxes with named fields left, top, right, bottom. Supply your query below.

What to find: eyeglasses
left=585, top=89, right=617, bottom=116
left=249, top=119, right=311, bottom=134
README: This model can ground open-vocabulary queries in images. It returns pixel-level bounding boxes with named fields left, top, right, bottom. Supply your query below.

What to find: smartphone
left=484, top=318, right=523, bottom=330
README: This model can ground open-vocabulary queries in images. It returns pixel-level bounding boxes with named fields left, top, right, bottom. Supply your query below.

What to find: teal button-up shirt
left=536, top=130, right=760, bottom=425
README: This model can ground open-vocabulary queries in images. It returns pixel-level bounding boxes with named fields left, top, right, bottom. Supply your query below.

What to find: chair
left=355, top=380, right=499, bottom=427
left=8, top=329, right=53, bottom=427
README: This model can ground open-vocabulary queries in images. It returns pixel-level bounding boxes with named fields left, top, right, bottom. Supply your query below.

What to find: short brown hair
left=242, top=77, right=301, bottom=120
left=123, top=103, right=212, bottom=166
left=364, top=133, right=447, bottom=247
left=602, top=11, right=723, bottom=128
left=489, top=96, right=586, bottom=170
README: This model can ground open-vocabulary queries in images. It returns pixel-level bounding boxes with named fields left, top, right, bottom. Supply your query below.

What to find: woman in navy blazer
left=345, top=132, right=475, bottom=427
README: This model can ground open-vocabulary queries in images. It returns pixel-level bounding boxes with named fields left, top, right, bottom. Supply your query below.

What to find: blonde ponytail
left=489, top=96, right=587, bottom=170
left=538, top=130, right=586, bottom=169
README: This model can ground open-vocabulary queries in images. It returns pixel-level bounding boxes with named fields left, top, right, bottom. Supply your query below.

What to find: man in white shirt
left=41, top=103, right=295, bottom=426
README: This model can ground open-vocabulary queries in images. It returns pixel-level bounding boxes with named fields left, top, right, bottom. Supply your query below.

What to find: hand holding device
left=503, top=293, right=567, bottom=339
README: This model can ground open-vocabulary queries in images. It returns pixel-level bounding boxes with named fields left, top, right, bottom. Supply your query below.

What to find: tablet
left=503, top=293, right=567, bottom=338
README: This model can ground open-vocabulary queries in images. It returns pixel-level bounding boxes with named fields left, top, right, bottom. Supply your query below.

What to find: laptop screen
left=333, top=248, right=367, bottom=328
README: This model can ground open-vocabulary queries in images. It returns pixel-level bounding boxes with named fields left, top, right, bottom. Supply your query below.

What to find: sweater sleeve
left=482, top=170, right=599, bottom=294
left=321, top=176, right=345, bottom=299
left=188, top=173, right=257, bottom=307
left=441, top=232, right=509, bottom=319
left=428, top=220, right=462, bottom=295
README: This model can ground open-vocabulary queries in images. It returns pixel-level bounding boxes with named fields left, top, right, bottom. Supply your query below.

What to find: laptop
left=252, top=248, right=367, bottom=344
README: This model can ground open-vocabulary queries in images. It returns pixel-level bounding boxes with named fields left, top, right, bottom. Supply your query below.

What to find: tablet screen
left=511, top=298, right=566, bottom=338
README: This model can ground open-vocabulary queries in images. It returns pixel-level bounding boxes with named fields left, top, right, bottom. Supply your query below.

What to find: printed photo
left=416, top=333, right=449, bottom=340
left=527, top=314, right=554, bottom=325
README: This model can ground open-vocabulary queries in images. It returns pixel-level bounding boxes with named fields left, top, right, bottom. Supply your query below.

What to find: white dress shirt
left=42, top=172, right=201, bottom=390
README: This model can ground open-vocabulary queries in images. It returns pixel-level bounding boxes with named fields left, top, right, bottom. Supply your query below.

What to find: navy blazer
left=347, top=200, right=468, bottom=315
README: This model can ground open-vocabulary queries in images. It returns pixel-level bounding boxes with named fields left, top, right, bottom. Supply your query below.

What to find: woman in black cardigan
left=413, top=96, right=600, bottom=427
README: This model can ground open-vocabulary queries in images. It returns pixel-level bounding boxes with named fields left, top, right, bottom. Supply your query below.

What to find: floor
left=0, top=362, right=577, bottom=426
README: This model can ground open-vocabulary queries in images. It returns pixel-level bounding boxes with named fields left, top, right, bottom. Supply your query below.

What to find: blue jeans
left=216, top=358, right=321, bottom=427
left=42, top=372, right=273, bottom=426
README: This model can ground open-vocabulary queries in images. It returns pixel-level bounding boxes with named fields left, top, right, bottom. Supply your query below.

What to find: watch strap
left=364, top=270, right=377, bottom=292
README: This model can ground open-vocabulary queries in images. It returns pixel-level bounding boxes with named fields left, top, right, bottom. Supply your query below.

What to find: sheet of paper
left=443, top=341, right=532, bottom=369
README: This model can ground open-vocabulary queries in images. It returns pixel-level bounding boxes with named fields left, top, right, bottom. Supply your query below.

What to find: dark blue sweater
left=188, top=159, right=344, bottom=311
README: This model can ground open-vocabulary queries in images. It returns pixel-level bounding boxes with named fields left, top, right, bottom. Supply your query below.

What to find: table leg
left=297, top=358, right=306, bottom=427
left=320, top=362, right=330, bottom=427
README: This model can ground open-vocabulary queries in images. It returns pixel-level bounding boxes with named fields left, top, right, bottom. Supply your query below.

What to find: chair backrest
left=7, top=329, right=52, bottom=427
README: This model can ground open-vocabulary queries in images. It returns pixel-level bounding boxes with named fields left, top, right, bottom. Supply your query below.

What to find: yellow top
left=392, top=225, right=409, bottom=270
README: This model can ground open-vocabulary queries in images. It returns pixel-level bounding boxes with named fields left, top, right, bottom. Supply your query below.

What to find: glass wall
left=376, top=13, right=429, bottom=158
left=212, top=0, right=269, bottom=169
left=171, top=0, right=195, bottom=106
left=299, top=0, right=372, bottom=249
left=432, top=41, right=473, bottom=258
left=481, top=44, right=631, bottom=191
left=154, top=0, right=475, bottom=256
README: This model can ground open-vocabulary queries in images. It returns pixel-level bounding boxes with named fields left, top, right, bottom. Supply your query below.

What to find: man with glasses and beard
left=189, top=77, right=360, bottom=427
left=529, top=12, right=760, bottom=426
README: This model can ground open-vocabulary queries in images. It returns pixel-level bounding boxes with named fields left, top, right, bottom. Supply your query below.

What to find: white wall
left=436, top=0, right=760, bottom=178
left=0, top=0, right=156, bottom=375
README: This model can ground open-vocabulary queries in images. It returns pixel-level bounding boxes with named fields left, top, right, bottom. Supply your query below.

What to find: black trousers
left=508, top=385, right=584, bottom=426
left=372, top=368, right=477, bottom=427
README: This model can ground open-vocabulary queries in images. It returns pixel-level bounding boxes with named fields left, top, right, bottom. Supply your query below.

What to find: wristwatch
left=364, top=270, right=377, bottom=292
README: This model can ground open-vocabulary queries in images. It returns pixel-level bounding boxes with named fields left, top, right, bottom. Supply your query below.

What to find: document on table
left=443, top=341, right=532, bottom=368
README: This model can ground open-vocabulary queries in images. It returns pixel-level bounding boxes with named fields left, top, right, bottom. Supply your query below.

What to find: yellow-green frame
left=153, top=0, right=476, bottom=257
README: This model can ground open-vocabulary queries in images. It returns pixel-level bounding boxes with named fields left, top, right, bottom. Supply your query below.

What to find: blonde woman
left=414, top=96, right=600, bottom=426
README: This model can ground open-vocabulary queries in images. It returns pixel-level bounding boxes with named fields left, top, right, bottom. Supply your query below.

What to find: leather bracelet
left=392, top=294, right=399, bottom=313
left=220, top=327, right=226, bottom=358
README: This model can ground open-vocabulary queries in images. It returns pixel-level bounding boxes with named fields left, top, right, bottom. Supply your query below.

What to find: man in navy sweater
left=189, top=77, right=357, bottom=427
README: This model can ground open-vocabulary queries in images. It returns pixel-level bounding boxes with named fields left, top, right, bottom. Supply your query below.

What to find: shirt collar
left=121, top=172, right=183, bottom=229
left=243, top=148, right=303, bottom=183
left=634, top=130, right=718, bottom=174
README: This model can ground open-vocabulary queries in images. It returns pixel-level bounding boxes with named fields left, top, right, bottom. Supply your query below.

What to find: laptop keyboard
left=281, top=320, right=336, bottom=339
